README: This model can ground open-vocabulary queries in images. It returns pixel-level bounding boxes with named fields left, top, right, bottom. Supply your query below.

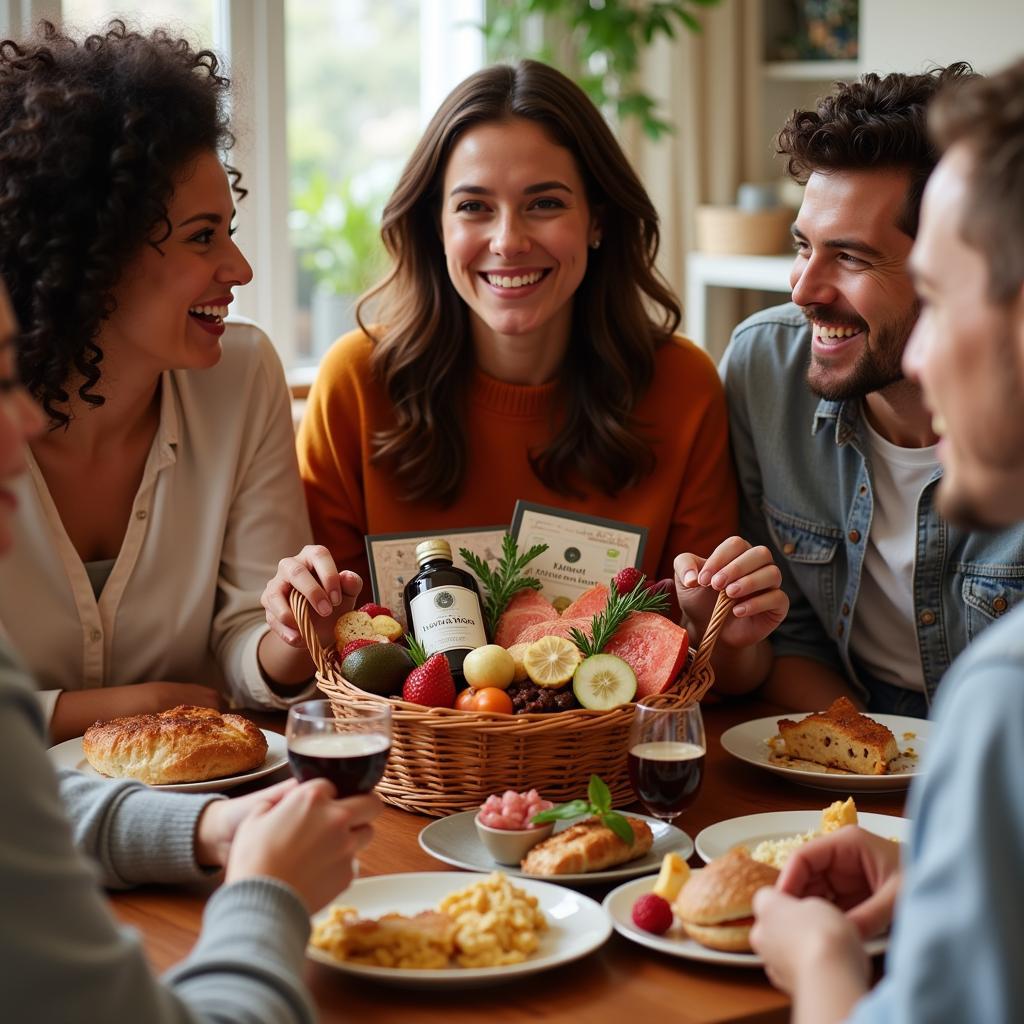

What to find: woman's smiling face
left=440, top=117, right=600, bottom=353
left=101, top=149, right=253, bottom=376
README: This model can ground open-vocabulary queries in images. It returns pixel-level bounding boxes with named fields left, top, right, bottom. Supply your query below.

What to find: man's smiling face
left=789, top=167, right=920, bottom=400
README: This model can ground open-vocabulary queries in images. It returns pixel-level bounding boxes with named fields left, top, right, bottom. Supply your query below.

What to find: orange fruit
left=455, top=687, right=478, bottom=712
left=472, top=687, right=514, bottom=715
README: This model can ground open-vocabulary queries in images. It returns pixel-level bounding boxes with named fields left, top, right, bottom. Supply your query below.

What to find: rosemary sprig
left=570, top=577, right=669, bottom=657
left=406, top=633, right=429, bottom=667
left=460, top=534, right=548, bottom=636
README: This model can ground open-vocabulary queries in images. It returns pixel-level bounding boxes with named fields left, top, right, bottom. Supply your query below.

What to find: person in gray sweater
left=0, top=241, right=378, bottom=1018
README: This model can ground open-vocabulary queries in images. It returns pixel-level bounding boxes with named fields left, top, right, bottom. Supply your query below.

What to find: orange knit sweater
left=297, top=330, right=738, bottom=594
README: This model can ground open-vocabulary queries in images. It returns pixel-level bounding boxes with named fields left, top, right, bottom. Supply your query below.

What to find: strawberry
left=359, top=601, right=393, bottom=619
left=338, top=637, right=378, bottom=661
left=612, top=567, right=646, bottom=596
left=402, top=653, right=456, bottom=708
left=631, top=892, right=673, bottom=934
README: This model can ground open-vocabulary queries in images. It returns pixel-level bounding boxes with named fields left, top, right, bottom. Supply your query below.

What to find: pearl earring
left=590, top=238, right=601, bottom=250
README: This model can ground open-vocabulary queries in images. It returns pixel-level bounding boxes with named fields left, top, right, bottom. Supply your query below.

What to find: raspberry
left=338, top=637, right=377, bottom=661
left=612, top=567, right=645, bottom=596
left=358, top=602, right=393, bottom=619
left=631, top=893, right=673, bottom=935
left=402, top=653, right=456, bottom=708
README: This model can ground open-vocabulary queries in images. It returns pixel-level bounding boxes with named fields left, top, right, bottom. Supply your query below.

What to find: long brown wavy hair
left=358, top=59, right=681, bottom=504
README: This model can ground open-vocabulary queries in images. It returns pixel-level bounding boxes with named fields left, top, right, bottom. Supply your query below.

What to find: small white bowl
left=473, top=812, right=555, bottom=865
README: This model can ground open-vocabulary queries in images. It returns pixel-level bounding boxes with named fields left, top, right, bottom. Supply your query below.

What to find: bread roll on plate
left=673, top=847, right=779, bottom=952
left=83, top=705, right=268, bottom=785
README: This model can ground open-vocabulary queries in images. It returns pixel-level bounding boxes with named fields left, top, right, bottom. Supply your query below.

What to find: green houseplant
left=482, top=0, right=721, bottom=139
left=291, top=172, right=386, bottom=355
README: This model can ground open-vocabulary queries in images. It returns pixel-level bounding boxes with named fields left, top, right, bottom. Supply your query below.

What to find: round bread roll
left=82, top=705, right=268, bottom=785
left=674, top=847, right=779, bottom=952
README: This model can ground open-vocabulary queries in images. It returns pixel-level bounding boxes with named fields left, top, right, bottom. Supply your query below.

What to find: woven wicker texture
left=290, top=588, right=732, bottom=816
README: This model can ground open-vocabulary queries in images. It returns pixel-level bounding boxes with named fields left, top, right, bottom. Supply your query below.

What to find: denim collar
left=811, top=396, right=860, bottom=447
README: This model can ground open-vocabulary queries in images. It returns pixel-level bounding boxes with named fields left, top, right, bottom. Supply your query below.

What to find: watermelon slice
left=604, top=612, right=689, bottom=697
left=560, top=584, right=610, bottom=621
left=512, top=615, right=593, bottom=647
left=493, top=589, right=559, bottom=647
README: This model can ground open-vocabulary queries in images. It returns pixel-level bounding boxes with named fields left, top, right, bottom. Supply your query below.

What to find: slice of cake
left=778, top=697, right=899, bottom=775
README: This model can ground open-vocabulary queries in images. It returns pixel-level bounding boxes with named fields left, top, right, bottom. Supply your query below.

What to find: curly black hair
left=0, top=19, right=244, bottom=427
left=776, top=63, right=977, bottom=238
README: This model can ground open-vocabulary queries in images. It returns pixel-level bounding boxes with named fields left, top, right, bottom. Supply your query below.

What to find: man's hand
left=194, top=779, right=299, bottom=868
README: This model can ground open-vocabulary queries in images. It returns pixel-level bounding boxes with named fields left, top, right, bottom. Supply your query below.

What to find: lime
left=572, top=654, right=637, bottom=710
left=341, top=643, right=414, bottom=696
left=463, top=644, right=516, bottom=690
left=523, top=635, right=581, bottom=689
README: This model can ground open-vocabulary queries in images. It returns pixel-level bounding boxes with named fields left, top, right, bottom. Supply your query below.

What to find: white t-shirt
left=0, top=321, right=314, bottom=723
left=849, top=415, right=940, bottom=692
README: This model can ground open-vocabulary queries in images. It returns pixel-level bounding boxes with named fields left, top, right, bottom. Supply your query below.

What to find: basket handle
left=288, top=588, right=337, bottom=677
left=683, top=588, right=735, bottom=683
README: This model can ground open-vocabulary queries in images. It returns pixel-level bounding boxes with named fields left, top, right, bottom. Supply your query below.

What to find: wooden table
left=111, top=699, right=906, bottom=1023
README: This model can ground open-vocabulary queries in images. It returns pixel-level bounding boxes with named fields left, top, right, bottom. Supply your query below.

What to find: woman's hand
left=225, top=780, right=379, bottom=913
left=261, top=544, right=363, bottom=651
left=775, top=826, right=903, bottom=939
left=674, top=537, right=789, bottom=650
left=194, top=779, right=299, bottom=868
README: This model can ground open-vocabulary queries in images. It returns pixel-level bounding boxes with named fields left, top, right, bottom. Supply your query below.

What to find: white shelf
left=762, top=60, right=861, bottom=82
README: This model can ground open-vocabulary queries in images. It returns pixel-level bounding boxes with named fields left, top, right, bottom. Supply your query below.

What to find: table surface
left=110, top=698, right=908, bottom=1024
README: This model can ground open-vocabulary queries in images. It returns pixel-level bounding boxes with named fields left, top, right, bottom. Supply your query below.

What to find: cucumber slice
left=572, top=654, right=638, bottom=710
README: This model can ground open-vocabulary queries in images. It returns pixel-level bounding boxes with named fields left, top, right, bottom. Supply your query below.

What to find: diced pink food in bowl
left=478, top=788, right=553, bottom=830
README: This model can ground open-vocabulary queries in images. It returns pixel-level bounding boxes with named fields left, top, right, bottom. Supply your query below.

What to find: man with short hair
left=720, top=63, right=1024, bottom=715
left=749, top=58, right=1024, bottom=1023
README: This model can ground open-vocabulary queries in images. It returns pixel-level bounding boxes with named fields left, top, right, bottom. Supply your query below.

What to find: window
left=2, top=0, right=485, bottom=371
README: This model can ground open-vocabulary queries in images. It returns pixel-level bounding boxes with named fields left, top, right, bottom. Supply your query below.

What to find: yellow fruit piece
left=652, top=852, right=690, bottom=902
left=371, top=614, right=404, bottom=641
left=505, top=642, right=531, bottom=682
left=463, top=644, right=516, bottom=690
left=334, top=610, right=376, bottom=647
left=523, top=636, right=581, bottom=689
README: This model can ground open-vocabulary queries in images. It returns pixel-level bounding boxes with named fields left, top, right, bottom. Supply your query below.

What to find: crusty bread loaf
left=674, top=848, right=779, bottom=952
left=83, top=705, right=268, bottom=785
left=520, top=816, right=653, bottom=875
left=778, top=697, right=898, bottom=775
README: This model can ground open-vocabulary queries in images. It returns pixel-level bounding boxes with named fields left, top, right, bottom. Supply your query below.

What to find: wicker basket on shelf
left=290, top=589, right=734, bottom=817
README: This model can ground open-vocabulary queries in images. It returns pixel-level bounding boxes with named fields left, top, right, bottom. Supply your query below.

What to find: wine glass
left=285, top=700, right=392, bottom=796
left=627, top=696, right=706, bottom=824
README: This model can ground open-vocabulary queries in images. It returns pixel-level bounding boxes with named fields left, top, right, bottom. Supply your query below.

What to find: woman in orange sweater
left=263, top=61, right=787, bottom=690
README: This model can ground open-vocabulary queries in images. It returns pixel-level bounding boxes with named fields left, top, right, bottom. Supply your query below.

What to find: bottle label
left=408, top=586, right=487, bottom=656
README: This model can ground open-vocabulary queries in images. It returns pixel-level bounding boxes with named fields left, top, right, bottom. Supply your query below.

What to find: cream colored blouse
left=0, top=321, right=314, bottom=724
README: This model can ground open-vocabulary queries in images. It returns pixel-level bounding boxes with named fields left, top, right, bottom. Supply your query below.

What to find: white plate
left=695, top=810, right=911, bottom=863
left=720, top=713, right=929, bottom=792
left=48, top=729, right=288, bottom=793
left=307, top=871, right=611, bottom=988
left=603, top=875, right=887, bottom=968
left=418, top=810, right=694, bottom=884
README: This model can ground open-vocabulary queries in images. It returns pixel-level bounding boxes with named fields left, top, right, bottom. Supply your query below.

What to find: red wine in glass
left=628, top=740, right=706, bottom=820
left=287, top=732, right=391, bottom=796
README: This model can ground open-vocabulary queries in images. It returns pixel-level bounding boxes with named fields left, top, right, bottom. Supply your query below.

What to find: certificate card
left=364, top=525, right=506, bottom=629
left=510, top=501, right=647, bottom=609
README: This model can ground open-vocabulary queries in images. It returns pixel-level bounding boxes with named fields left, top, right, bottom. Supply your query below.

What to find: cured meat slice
left=493, top=589, right=559, bottom=647
left=512, top=615, right=593, bottom=647
left=604, top=612, right=689, bottom=697
left=559, top=584, right=609, bottom=621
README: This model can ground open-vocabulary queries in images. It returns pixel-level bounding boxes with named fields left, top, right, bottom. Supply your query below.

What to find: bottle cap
left=414, top=539, right=452, bottom=567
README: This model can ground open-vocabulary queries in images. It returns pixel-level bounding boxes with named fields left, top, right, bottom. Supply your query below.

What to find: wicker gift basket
left=290, top=589, right=734, bottom=816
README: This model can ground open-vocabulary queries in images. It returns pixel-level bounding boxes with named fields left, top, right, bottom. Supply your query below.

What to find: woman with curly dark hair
left=263, top=60, right=788, bottom=694
left=0, top=21, right=335, bottom=742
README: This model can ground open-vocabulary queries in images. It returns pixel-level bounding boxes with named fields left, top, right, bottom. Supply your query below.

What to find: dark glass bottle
left=403, top=539, right=486, bottom=681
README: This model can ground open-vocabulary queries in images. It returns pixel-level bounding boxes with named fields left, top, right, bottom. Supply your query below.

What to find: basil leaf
left=530, top=799, right=589, bottom=824
left=602, top=810, right=636, bottom=846
left=587, top=774, right=612, bottom=814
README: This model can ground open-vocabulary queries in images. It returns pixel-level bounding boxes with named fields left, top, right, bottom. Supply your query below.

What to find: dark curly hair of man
left=0, top=19, right=243, bottom=427
left=776, top=62, right=976, bottom=238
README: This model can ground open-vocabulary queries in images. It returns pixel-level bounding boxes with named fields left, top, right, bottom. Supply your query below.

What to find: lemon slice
left=522, top=636, right=582, bottom=689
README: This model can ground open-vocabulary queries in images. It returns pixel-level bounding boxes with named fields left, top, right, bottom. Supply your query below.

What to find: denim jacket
left=721, top=303, right=1024, bottom=712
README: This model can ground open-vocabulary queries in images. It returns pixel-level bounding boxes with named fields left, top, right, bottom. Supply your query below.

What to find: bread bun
left=674, top=848, right=779, bottom=952
left=83, top=705, right=268, bottom=785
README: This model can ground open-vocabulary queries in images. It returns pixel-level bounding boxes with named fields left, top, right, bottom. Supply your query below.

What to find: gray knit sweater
left=0, top=641, right=315, bottom=1023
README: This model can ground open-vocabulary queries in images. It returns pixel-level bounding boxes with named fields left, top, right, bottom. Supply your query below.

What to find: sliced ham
left=493, top=589, right=559, bottom=647
left=513, top=615, right=593, bottom=647
left=604, top=612, right=689, bottom=697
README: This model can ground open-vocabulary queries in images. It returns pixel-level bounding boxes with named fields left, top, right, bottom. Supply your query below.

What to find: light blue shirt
left=721, top=303, right=1024, bottom=713
left=849, top=602, right=1024, bottom=1022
